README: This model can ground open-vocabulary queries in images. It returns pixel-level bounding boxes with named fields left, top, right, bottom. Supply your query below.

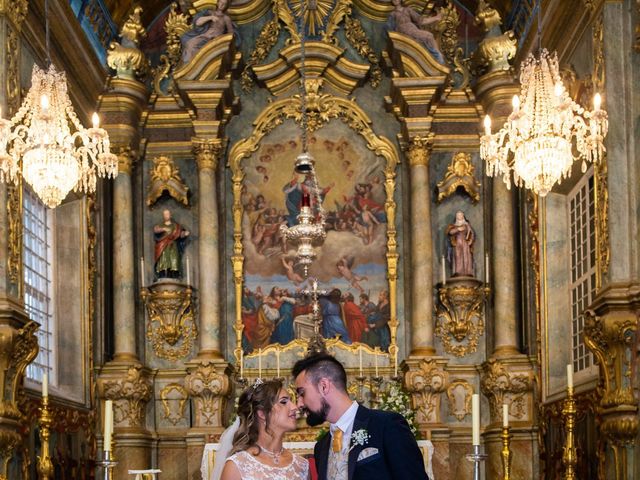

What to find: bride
left=216, top=379, right=310, bottom=480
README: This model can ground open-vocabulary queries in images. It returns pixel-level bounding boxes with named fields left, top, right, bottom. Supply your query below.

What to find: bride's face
left=267, top=389, right=298, bottom=433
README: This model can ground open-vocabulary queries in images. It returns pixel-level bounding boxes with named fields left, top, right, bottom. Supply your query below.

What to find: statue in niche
left=154, top=209, right=190, bottom=279
left=180, top=0, right=233, bottom=64
left=388, top=0, right=445, bottom=63
left=446, top=210, right=475, bottom=277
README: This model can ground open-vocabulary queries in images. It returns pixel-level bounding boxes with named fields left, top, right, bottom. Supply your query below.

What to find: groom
left=293, top=353, right=429, bottom=480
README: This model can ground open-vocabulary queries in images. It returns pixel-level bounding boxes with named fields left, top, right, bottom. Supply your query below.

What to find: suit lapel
left=316, top=432, right=331, bottom=480
left=348, top=405, right=370, bottom=480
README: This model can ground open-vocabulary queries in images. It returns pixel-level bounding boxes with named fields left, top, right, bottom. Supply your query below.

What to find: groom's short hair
left=292, top=353, right=347, bottom=392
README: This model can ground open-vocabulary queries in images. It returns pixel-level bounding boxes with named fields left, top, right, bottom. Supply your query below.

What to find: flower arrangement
left=378, top=382, right=420, bottom=439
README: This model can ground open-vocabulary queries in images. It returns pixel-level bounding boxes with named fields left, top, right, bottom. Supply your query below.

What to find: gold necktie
left=332, top=428, right=343, bottom=453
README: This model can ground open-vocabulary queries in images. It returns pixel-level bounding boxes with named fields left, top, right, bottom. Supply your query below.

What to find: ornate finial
left=474, top=0, right=502, bottom=34
left=472, top=0, right=516, bottom=74
left=107, top=7, right=148, bottom=79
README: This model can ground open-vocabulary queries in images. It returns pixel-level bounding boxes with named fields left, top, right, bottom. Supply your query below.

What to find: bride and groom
left=216, top=353, right=429, bottom=480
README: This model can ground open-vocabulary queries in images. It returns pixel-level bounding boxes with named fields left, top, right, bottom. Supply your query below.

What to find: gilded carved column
left=193, top=139, right=223, bottom=359
left=112, top=148, right=138, bottom=362
left=403, top=358, right=448, bottom=434
left=407, top=135, right=436, bottom=356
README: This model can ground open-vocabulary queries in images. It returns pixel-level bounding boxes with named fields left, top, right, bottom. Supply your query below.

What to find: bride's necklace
left=257, top=443, right=285, bottom=465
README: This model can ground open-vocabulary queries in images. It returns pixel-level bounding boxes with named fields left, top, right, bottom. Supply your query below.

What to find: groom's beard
left=304, top=398, right=330, bottom=426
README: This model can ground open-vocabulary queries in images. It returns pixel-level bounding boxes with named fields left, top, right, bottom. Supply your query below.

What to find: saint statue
left=388, top=0, right=445, bottom=64
left=180, top=0, right=234, bottom=63
left=154, top=209, right=190, bottom=279
left=446, top=210, right=475, bottom=277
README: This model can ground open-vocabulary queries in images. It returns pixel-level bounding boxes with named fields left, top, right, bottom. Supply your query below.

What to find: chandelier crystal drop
left=0, top=64, right=117, bottom=208
left=480, top=49, right=608, bottom=196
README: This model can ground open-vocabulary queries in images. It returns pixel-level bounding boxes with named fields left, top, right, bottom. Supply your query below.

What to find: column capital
left=184, top=359, right=231, bottom=432
left=98, top=363, right=153, bottom=430
left=193, top=138, right=223, bottom=171
left=114, top=146, right=137, bottom=175
left=406, top=135, right=434, bottom=167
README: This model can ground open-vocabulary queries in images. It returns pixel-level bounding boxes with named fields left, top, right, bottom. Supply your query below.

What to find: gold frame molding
left=229, top=78, right=400, bottom=363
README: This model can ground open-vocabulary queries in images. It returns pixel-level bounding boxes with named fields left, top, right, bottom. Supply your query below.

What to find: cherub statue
left=180, top=0, right=234, bottom=63
left=388, top=0, right=444, bottom=63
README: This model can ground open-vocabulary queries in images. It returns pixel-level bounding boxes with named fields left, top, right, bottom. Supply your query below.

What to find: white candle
left=374, top=347, right=379, bottom=377
left=140, top=257, right=145, bottom=287
left=472, top=394, right=480, bottom=446
left=276, top=350, right=281, bottom=378
left=485, top=253, right=490, bottom=283
left=240, top=349, right=244, bottom=378
left=186, top=256, right=191, bottom=285
left=104, top=400, right=113, bottom=452
left=42, top=373, right=48, bottom=398
left=567, top=364, right=573, bottom=389
left=502, top=404, right=509, bottom=428
left=359, top=347, right=363, bottom=376
left=441, top=256, right=446, bottom=285
left=258, top=348, right=262, bottom=378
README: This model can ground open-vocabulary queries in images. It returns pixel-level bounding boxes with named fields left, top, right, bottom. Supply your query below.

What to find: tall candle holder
left=37, top=396, right=54, bottom=480
left=466, top=445, right=487, bottom=480
left=355, top=375, right=367, bottom=404
left=99, top=448, right=117, bottom=480
left=562, top=386, right=577, bottom=480
left=369, top=375, right=384, bottom=408
left=500, top=426, right=512, bottom=480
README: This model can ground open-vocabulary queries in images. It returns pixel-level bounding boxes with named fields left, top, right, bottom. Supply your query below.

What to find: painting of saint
left=240, top=128, right=392, bottom=352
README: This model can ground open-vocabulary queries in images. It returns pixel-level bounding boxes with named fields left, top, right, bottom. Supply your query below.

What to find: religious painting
left=239, top=125, right=393, bottom=353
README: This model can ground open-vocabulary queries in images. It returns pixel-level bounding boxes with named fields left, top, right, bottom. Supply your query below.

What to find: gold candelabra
left=562, top=386, right=577, bottom=480
left=37, top=396, right=54, bottom=480
left=500, top=426, right=512, bottom=480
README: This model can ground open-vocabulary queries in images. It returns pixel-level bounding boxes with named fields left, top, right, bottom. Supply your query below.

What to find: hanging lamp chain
left=297, top=6, right=308, bottom=153
left=45, top=0, right=51, bottom=65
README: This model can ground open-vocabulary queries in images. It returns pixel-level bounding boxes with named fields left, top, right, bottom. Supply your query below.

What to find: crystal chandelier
left=279, top=8, right=326, bottom=277
left=0, top=0, right=117, bottom=208
left=480, top=49, right=608, bottom=196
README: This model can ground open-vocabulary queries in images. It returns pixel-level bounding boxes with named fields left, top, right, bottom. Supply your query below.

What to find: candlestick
left=562, top=382, right=577, bottom=480
left=100, top=449, right=117, bottom=480
left=359, top=347, right=363, bottom=376
left=466, top=444, right=487, bottom=480
left=566, top=364, right=573, bottom=389
left=472, top=394, right=480, bottom=446
left=104, top=400, right=113, bottom=452
left=258, top=348, right=262, bottom=378
left=140, top=257, right=145, bottom=287
left=485, top=253, right=490, bottom=283
left=441, top=256, right=446, bottom=285
left=374, top=347, right=379, bottom=377
left=186, top=256, right=191, bottom=285
left=42, top=372, right=48, bottom=398
left=276, top=349, right=281, bottom=378
left=37, top=395, right=54, bottom=479
left=240, top=349, right=244, bottom=378
left=502, top=403, right=509, bottom=428
left=500, top=426, right=512, bottom=480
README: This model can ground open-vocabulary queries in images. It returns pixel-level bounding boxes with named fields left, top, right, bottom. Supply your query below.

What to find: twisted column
left=407, top=136, right=436, bottom=356
left=193, top=139, right=223, bottom=359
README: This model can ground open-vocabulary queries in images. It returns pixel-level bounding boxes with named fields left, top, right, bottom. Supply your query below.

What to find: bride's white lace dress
left=226, top=450, right=309, bottom=480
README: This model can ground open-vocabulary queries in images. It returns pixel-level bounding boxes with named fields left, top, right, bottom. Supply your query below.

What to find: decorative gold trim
left=147, top=156, right=190, bottom=207
left=404, top=359, right=448, bottom=425
left=445, top=379, right=473, bottom=421
left=6, top=27, right=20, bottom=115
left=229, top=78, right=400, bottom=362
left=102, top=365, right=153, bottom=428
left=481, top=358, right=533, bottom=423
left=191, top=0, right=272, bottom=25
left=436, top=152, right=481, bottom=203
left=184, top=361, right=231, bottom=428
left=435, top=278, right=489, bottom=357
left=159, top=383, right=189, bottom=425
left=7, top=181, right=22, bottom=294
left=0, top=0, right=28, bottom=30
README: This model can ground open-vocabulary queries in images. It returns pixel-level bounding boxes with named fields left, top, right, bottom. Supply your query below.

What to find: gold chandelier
left=480, top=49, right=608, bottom=196
left=0, top=64, right=117, bottom=208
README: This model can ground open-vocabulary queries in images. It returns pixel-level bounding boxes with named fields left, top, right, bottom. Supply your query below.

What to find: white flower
left=349, top=429, right=370, bottom=451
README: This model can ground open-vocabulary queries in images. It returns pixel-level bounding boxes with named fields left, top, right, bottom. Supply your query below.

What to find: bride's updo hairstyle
left=230, top=379, right=283, bottom=455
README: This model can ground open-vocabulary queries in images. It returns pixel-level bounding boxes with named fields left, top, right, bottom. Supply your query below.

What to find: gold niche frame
left=229, top=79, right=400, bottom=364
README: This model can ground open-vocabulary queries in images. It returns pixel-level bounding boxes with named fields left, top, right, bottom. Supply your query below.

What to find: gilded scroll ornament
left=160, top=383, right=189, bottom=425
left=142, top=282, right=197, bottom=361
left=153, top=3, right=190, bottom=95
left=480, top=358, right=533, bottom=422
left=473, top=0, right=516, bottom=74
left=0, top=0, right=28, bottom=29
left=437, top=152, right=480, bottom=203
left=241, top=16, right=281, bottom=91
left=6, top=28, right=20, bottom=115
left=446, top=379, right=473, bottom=421
left=404, top=359, right=448, bottom=425
left=107, top=7, right=148, bottom=79
left=7, top=181, right=22, bottom=292
left=435, top=278, right=489, bottom=357
left=147, top=156, right=190, bottom=206
left=438, top=1, right=471, bottom=88
left=343, top=15, right=382, bottom=88
left=229, top=79, right=400, bottom=362
left=185, top=361, right=231, bottom=428
left=102, top=365, right=153, bottom=428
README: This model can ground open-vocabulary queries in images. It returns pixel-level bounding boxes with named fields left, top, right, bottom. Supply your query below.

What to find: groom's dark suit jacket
left=314, top=405, right=429, bottom=480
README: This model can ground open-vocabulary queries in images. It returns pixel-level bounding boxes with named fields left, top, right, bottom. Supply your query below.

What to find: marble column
left=193, top=139, right=223, bottom=359
left=407, top=136, right=436, bottom=356
left=112, top=148, right=138, bottom=362
left=492, top=180, right=519, bottom=356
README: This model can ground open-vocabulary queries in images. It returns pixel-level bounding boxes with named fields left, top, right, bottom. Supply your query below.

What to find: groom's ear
left=318, top=377, right=330, bottom=396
